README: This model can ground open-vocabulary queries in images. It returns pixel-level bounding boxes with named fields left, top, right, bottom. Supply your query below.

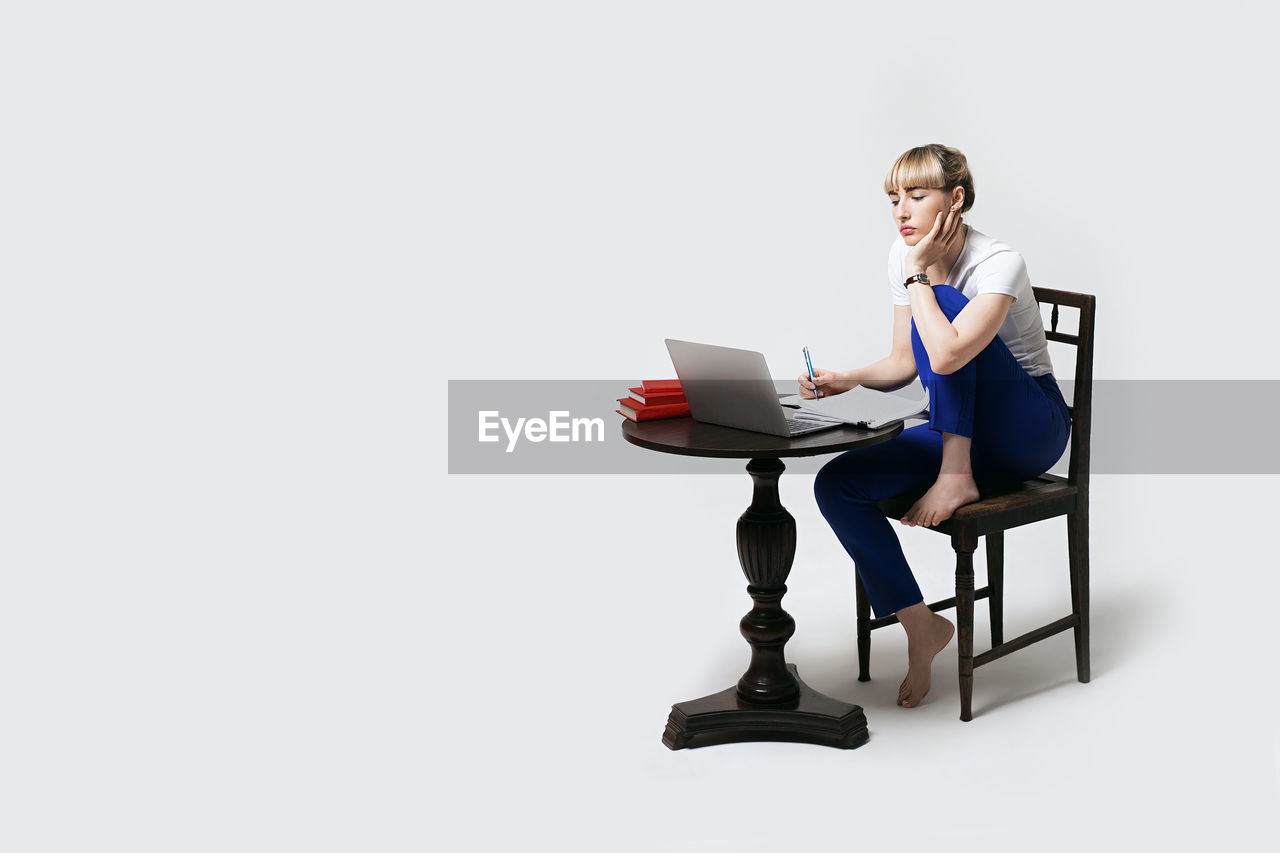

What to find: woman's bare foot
left=901, top=472, right=981, bottom=527
left=895, top=607, right=955, bottom=708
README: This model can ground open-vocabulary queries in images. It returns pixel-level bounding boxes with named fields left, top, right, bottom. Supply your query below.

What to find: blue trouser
left=813, top=284, right=1072, bottom=618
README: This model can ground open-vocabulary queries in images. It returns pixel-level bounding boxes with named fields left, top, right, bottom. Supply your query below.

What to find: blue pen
left=804, top=346, right=820, bottom=398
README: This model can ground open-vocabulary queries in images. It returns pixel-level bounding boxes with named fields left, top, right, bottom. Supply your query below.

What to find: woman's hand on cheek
left=906, top=207, right=962, bottom=273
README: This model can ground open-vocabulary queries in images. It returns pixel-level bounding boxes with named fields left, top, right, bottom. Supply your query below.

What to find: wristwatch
left=905, top=272, right=931, bottom=289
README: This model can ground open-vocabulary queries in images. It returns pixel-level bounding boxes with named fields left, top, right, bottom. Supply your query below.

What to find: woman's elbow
left=929, top=348, right=959, bottom=375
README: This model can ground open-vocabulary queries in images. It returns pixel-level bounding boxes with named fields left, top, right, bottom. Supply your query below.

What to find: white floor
left=3, top=473, right=1275, bottom=850
left=433, top=474, right=1278, bottom=851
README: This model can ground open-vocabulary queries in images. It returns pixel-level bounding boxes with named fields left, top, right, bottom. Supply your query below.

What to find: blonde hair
left=883, top=144, right=975, bottom=215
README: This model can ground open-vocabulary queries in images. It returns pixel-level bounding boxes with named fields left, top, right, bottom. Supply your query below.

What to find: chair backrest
left=1031, top=287, right=1095, bottom=491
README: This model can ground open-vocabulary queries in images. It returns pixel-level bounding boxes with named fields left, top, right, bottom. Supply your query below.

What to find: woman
left=800, top=144, right=1071, bottom=709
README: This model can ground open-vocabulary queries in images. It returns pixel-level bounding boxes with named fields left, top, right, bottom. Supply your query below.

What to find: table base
left=662, top=664, right=869, bottom=750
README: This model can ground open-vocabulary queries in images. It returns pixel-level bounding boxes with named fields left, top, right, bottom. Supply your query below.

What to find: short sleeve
left=970, top=250, right=1027, bottom=302
left=888, top=239, right=909, bottom=305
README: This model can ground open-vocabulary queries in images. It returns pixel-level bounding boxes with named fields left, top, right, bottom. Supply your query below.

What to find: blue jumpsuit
left=813, top=283, right=1072, bottom=619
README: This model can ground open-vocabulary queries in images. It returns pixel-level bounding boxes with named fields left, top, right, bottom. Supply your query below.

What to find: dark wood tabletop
left=620, top=415, right=904, bottom=459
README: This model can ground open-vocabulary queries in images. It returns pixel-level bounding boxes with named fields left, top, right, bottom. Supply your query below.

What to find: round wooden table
left=621, top=415, right=904, bottom=749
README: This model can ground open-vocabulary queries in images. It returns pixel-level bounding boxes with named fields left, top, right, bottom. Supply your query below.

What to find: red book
left=639, top=379, right=682, bottom=394
left=616, top=398, right=692, bottom=421
left=627, top=386, right=687, bottom=406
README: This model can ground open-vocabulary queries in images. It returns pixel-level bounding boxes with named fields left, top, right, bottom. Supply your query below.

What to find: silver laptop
left=665, top=339, right=844, bottom=438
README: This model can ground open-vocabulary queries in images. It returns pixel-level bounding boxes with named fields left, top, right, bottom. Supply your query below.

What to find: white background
left=3, top=2, right=1277, bottom=851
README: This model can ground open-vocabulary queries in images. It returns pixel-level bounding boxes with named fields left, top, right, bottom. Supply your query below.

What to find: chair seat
left=877, top=473, right=1079, bottom=538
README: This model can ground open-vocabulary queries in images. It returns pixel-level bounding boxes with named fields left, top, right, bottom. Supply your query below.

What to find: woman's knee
left=813, top=459, right=847, bottom=511
left=815, top=454, right=875, bottom=510
left=930, top=284, right=970, bottom=321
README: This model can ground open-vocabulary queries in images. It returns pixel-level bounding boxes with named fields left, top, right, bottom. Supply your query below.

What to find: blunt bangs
left=884, top=148, right=946, bottom=195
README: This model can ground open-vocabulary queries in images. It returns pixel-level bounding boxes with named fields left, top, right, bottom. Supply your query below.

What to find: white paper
left=782, top=386, right=929, bottom=429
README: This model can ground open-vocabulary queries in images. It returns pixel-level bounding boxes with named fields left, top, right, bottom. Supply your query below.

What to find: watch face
left=918, top=273, right=930, bottom=285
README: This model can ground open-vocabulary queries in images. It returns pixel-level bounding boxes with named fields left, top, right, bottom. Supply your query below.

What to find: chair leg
left=986, top=531, right=1004, bottom=647
left=855, top=573, right=871, bottom=682
left=953, top=536, right=977, bottom=722
left=1067, top=506, right=1091, bottom=683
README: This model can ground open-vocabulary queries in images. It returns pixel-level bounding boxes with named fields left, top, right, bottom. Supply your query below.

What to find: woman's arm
left=851, top=304, right=918, bottom=390
left=904, top=208, right=1018, bottom=375
left=908, top=287, right=1014, bottom=375
left=799, top=305, right=918, bottom=397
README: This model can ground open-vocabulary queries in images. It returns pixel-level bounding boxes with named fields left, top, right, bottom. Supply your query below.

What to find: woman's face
left=888, top=185, right=960, bottom=247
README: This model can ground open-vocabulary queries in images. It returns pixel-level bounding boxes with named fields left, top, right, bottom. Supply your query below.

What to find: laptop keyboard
left=783, top=411, right=842, bottom=436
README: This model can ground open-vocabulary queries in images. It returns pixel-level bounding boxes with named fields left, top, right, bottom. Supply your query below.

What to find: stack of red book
left=616, top=379, right=690, bottom=422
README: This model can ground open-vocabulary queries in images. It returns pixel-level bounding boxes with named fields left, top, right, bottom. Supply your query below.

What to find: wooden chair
left=865, top=287, right=1096, bottom=721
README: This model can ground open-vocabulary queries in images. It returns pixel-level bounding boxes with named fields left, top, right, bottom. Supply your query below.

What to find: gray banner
left=447, top=380, right=1280, bottom=475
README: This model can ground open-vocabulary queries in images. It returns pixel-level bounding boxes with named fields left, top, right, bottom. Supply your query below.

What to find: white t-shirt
left=888, top=227, right=1054, bottom=378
